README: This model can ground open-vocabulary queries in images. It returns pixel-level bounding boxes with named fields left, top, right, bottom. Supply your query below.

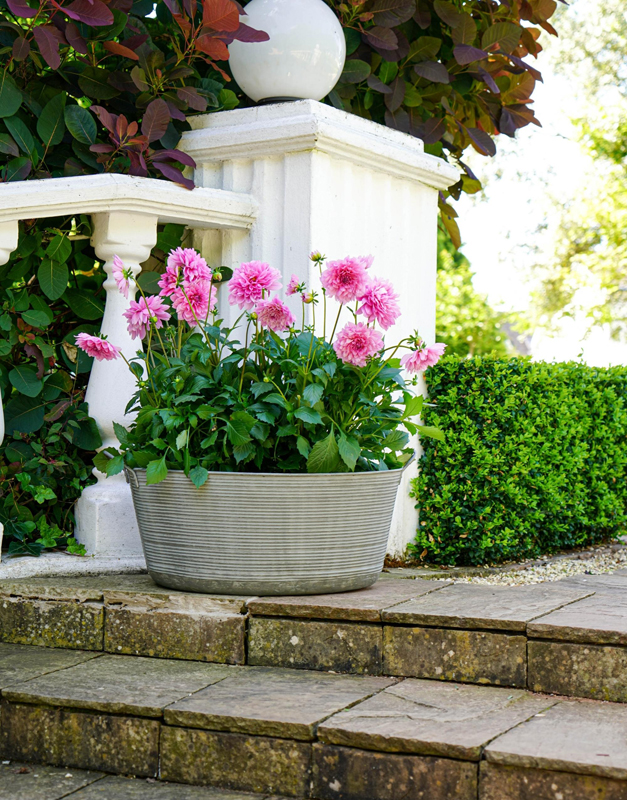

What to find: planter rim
left=125, top=454, right=414, bottom=482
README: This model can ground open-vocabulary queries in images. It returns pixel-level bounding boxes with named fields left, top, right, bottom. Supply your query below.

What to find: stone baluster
left=75, top=211, right=158, bottom=557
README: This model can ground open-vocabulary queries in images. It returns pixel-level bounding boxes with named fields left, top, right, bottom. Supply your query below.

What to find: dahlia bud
left=213, top=271, right=222, bottom=282
left=302, top=292, right=314, bottom=304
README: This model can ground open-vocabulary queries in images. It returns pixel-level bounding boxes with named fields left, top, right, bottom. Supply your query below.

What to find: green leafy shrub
left=411, top=356, right=627, bottom=565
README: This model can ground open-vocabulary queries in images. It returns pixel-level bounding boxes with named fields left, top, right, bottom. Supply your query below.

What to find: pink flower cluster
left=158, top=248, right=216, bottom=328
left=124, top=295, right=171, bottom=340
left=227, top=261, right=294, bottom=332
left=75, top=333, right=121, bottom=362
left=401, top=343, right=446, bottom=373
left=333, top=323, right=384, bottom=367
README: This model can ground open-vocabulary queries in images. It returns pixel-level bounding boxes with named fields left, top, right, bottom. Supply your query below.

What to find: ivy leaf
left=189, top=465, right=208, bottom=488
left=146, top=455, right=168, bottom=485
left=307, top=431, right=340, bottom=473
left=294, top=406, right=323, bottom=425
left=9, top=365, right=43, bottom=398
left=338, top=433, right=360, bottom=471
left=37, top=92, right=67, bottom=148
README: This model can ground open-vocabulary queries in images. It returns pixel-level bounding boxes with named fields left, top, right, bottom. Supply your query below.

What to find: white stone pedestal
left=181, top=100, right=458, bottom=558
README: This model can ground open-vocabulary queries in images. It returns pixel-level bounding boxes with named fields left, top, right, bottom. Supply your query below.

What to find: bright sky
left=455, top=1, right=627, bottom=367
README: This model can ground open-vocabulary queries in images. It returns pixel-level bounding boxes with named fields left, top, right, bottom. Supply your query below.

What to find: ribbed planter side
left=126, top=467, right=405, bottom=595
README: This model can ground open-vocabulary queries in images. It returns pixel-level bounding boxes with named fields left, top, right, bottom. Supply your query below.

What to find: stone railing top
left=0, top=173, right=257, bottom=230
left=182, top=99, right=459, bottom=191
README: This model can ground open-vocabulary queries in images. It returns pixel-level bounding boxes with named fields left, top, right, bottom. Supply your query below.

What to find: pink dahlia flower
left=401, top=343, right=447, bottom=373
left=357, top=278, right=401, bottom=330
left=228, top=261, right=282, bottom=310
left=123, top=295, right=171, bottom=340
left=320, top=256, right=372, bottom=304
left=333, top=322, right=384, bottom=367
left=167, top=247, right=212, bottom=283
left=172, top=281, right=217, bottom=326
left=256, top=297, right=296, bottom=332
left=158, top=264, right=180, bottom=298
left=112, top=255, right=134, bottom=299
left=75, top=333, right=121, bottom=362
left=286, top=274, right=301, bottom=296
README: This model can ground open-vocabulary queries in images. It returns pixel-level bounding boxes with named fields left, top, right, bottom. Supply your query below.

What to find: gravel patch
left=455, top=547, right=627, bottom=586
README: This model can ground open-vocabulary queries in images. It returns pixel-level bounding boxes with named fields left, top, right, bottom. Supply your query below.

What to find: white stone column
left=75, top=211, right=158, bottom=557
left=181, top=101, right=458, bottom=558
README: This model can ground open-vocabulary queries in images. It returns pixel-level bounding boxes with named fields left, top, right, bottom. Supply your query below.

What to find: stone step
left=1, top=572, right=627, bottom=701
left=1, top=643, right=627, bottom=800
left=0, top=761, right=272, bottom=800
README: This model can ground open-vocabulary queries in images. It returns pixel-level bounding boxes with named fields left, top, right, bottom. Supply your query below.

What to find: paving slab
left=528, top=592, right=627, bottom=645
left=383, top=625, right=527, bottom=686
left=528, top=639, right=627, bottom=702
left=105, top=592, right=245, bottom=664
left=160, top=727, right=311, bottom=797
left=0, top=643, right=100, bottom=688
left=484, top=699, right=627, bottom=780
left=0, top=701, right=159, bottom=777
left=0, top=762, right=104, bottom=800
left=3, top=654, right=232, bottom=717
left=0, top=594, right=103, bottom=650
left=559, top=574, right=627, bottom=593
left=165, top=666, right=394, bottom=740
left=382, top=583, right=592, bottom=631
left=248, top=618, right=382, bottom=674
left=480, top=761, right=627, bottom=800
left=71, top=775, right=266, bottom=799
left=318, top=680, right=554, bottom=761
left=246, top=580, right=450, bottom=623
left=312, top=743, right=477, bottom=800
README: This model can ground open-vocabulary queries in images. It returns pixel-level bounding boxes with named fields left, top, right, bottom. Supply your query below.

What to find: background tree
left=530, top=0, right=627, bottom=339
left=436, top=228, right=513, bottom=356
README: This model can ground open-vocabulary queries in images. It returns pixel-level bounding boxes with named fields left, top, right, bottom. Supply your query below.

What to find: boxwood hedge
left=411, top=357, right=627, bottom=566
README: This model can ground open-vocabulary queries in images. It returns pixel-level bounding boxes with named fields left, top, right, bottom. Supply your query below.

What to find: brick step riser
left=1, top=703, right=624, bottom=800
left=0, top=594, right=622, bottom=703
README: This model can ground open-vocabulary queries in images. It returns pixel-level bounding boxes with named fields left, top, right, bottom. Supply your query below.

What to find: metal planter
left=125, top=465, right=407, bottom=596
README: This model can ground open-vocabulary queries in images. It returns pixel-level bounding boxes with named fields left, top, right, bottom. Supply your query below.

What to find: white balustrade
left=0, top=173, right=257, bottom=556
